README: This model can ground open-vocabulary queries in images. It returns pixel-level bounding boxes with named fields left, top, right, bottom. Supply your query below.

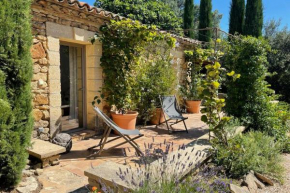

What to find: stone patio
left=36, top=113, right=208, bottom=193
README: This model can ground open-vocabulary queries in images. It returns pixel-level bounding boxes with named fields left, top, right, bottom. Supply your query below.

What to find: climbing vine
left=92, top=19, right=176, bottom=114
left=181, top=48, right=211, bottom=101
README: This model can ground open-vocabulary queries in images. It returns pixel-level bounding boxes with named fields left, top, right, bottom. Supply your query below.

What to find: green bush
left=272, top=102, right=290, bottom=152
left=95, top=0, right=182, bottom=31
left=264, top=20, right=290, bottom=103
left=0, top=0, right=33, bottom=189
left=213, top=131, right=283, bottom=180
left=224, top=36, right=275, bottom=132
left=130, top=41, right=177, bottom=123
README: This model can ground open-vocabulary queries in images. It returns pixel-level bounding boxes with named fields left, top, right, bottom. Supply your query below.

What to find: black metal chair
left=156, top=95, right=189, bottom=134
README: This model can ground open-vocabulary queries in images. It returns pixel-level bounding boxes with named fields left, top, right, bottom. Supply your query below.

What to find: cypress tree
left=244, top=0, right=263, bottom=37
left=198, top=0, right=212, bottom=42
left=0, top=0, right=33, bottom=189
left=184, top=0, right=195, bottom=38
left=229, top=0, right=245, bottom=35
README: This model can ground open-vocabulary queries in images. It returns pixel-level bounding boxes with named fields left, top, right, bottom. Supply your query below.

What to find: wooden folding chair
left=156, top=95, right=189, bottom=134
left=87, top=107, right=144, bottom=158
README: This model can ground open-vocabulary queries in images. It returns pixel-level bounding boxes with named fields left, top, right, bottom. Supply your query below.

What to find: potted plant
left=180, top=73, right=203, bottom=113
left=181, top=49, right=206, bottom=113
left=92, top=92, right=138, bottom=130
left=128, top=41, right=177, bottom=125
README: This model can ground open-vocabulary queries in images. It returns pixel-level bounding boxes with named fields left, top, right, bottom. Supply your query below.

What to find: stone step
left=27, top=139, right=66, bottom=168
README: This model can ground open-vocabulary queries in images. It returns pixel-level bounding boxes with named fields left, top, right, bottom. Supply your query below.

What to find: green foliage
left=244, top=0, right=263, bottom=37
left=224, top=36, right=276, bottom=133
left=271, top=102, right=290, bottom=153
left=129, top=42, right=177, bottom=123
left=213, top=131, right=283, bottom=180
left=95, top=0, right=182, bottom=31
left=92, top=19, right=176, bottom=117
left=197, top=39, right=239, bottom=146
left=161, top=0, right=185, bottom=18
left=181, top=48, right=209, bottom=100
left=229, top=0, right=245, bottom=35
left=0, top=0, right=33, bottom=189
left=198, top=0, right=212, bottom=42
left=264, top=20, right=290, bottom=103
left=183, top=0, right=195, bottom=38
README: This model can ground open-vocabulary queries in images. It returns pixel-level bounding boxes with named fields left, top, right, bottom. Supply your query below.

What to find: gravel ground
left=257, top=154, right=290, bottom=193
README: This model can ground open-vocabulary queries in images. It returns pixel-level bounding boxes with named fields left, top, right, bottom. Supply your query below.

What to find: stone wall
left=31, top=36, right=50, bottom=140
left=30, top=0, right=106, bottom=139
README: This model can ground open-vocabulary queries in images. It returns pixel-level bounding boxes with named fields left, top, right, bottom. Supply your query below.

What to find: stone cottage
left=30, top=0, right=198, bottom=140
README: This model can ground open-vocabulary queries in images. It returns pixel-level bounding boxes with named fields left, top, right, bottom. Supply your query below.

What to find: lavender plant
left=96, top=140, right=208, bottom=192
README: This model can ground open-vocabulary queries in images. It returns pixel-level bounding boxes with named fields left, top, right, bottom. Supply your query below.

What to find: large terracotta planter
left=111, top=111, right=138, bottom=130
left=150, top=108, right=165, bottom=125
left=186, top=100, right=201, bottom=114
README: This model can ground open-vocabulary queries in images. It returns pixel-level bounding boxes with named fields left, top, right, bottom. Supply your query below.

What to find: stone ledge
left=84, top=162, right=131, bottom=193
left=27, top=139, right=66, bottom=159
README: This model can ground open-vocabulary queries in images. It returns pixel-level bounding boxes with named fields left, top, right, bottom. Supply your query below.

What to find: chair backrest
left=93, top=107, right=141, bottom=135
left=159, top=95, right=182, bottom=118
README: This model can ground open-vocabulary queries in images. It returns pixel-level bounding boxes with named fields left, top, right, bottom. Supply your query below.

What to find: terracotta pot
left=111, top=111, right=138, bottom=131
left=186, top=100, right=201, bottom=114
left=150, top=108, right=165, bottom=125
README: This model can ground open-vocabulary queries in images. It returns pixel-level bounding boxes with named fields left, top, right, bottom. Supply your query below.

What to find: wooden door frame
left=59, top=41, right=87, bottom=129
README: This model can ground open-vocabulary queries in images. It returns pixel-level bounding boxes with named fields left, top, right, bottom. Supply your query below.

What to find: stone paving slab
left=85, top=162, right=131, bottom=192
left=27, top=139, right=66, bottom=159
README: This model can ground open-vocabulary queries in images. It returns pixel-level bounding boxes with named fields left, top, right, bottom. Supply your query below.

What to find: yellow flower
left=227, top=71, right=235, bottom=76
left=205, top=64, right=212, bottom=70
left=216, top=38, right=222, bottom=43
left=236, top=74, right=241, bottom=78
left=208, top=71, right=216, bottom=77
left=213, top=62, right=221, bottom=69
left=222, top=116, right=231, bottom=121
left=212, top=81, right=220, bottom=89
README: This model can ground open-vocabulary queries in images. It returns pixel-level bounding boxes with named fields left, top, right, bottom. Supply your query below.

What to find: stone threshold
left=64, top=129, right=98, bottom=142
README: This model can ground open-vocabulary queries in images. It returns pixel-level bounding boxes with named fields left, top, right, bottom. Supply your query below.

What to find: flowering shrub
left=134, top=165, right=231, bottom=193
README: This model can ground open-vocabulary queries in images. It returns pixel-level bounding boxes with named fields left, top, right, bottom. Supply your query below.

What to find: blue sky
left=83, top=0, right=290, bottom=31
